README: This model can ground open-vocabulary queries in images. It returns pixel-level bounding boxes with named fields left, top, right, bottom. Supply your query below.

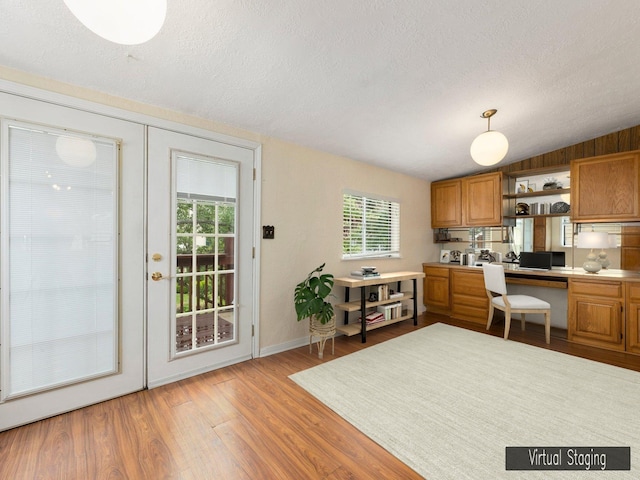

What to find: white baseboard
left=259, top=330, right=348, bottom=357
left=147, top=354, right=252, bottom=389
left=259, top=336, right=309, bottom=357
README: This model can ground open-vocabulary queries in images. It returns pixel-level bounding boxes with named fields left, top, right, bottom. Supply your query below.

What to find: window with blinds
left=343, top=192, right=400, bottom=259
left=562, top=220, right=621, bottom=247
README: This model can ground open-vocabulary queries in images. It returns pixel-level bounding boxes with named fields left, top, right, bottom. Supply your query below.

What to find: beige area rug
left=289, top=323, right=640, bottom=479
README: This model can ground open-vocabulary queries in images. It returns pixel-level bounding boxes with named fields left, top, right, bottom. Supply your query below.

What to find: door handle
left=151, top=272, right=169, bottom=281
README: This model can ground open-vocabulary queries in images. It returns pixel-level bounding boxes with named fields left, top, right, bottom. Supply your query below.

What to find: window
left=562, top=220, right=621, bottom=247
left=343, top=192, right=400, bottom=259
left=470, top=227, right=493, bottom=249
left=173, top=153, right=238, bottom=354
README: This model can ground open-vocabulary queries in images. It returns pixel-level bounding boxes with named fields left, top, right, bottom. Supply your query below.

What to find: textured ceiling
left=1, top=1, right=640, bottom=181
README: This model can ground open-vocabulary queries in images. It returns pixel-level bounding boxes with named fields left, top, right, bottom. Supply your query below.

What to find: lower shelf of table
left=335, top=314, right=413, bottom=337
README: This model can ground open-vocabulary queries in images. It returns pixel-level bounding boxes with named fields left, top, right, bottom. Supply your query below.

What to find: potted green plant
left=294, top=263, right=335, bottom=358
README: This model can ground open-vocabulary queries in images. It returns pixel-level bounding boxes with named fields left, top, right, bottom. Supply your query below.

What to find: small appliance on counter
left=461, top=253, right=476, bottom=266
left=504, top=251, right=519, bottom=263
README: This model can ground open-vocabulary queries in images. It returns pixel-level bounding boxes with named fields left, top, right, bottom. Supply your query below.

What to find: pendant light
left=470, top=109, right=509, bottom=166
left=63, top=0, right=167, bottom=45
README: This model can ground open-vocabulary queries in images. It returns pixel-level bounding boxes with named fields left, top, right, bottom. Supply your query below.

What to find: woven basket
left=309, top=315, right=336, bottom=359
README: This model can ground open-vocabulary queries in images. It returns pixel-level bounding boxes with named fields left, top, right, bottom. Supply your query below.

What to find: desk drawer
left=423, top=266, right=450, bottom=278
left=569, top=279, right=622, bottom=298
left=451, top=269, right=485, bottom=296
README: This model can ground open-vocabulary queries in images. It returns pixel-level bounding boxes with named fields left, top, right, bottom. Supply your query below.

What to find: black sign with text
left=506, top=447, right=630, bottom=471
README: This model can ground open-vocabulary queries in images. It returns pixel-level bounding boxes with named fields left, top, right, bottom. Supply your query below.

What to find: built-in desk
left=423, top=262, right=640, bottom=354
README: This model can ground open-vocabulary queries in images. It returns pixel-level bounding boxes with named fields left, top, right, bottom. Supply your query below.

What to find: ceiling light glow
left=470, top=109, right=509, bottom=166
left=63, top=0, right=167, bottom=45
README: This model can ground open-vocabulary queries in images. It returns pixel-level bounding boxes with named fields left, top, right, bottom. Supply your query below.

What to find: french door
left=0, top=92, right=145, bottom=431
left=146, top=127, right=255, bottom=387
left=0, top=88, right=258, bottom=431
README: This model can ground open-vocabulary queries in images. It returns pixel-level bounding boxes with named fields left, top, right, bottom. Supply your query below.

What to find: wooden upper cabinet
left=431, top=172, right=503, bottom=228
left=463, top=172, right=503, bottom=226
left=431, top=179, right=462, bottom=228
left=571, top=151, right=640, bottom=223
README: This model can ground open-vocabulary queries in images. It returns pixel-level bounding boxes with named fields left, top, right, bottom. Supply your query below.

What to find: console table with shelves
left=334, top=271, right=425, bottom=343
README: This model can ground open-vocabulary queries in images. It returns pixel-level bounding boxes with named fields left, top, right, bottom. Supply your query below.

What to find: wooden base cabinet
left=568, top=279, right=624, bottom=351
left=625, top=283, right=640, bottom=354
left=423, top=266, right=450, bottom=310
left=450, top=268, right=488, bottom=324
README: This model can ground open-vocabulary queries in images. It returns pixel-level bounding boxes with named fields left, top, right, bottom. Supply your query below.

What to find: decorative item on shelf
left=517, top=181, right=528, bottom=193
left=470, top=109, right=509, bottom=166
left=294, top=263, right=335, bottom=358
left=551, top=201, right=570, bottom=214
left=576, top=231, right=609, bottom=274
left=515, top=202, right=530, bottom=215
left=528, top=183, right=536, bottom=192
left=542, top=177, right=563, bottom=190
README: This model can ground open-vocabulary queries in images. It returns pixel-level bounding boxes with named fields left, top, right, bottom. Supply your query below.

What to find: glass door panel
left=2, top=123, right=118, bottom=400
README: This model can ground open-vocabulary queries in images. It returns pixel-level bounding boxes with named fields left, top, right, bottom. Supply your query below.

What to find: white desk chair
left=482, top=263, right=551, bottom=344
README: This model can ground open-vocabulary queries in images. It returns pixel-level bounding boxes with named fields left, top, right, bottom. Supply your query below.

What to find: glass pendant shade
left=470, top=130, right=509, bottom=166
left=64, top=0, right=167, bottom=45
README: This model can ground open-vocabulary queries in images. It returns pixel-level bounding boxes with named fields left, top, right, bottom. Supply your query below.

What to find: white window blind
left=562, top=221, right=621, bottom=247
left=1, top=122, right=118, bottom=400
left=470, top=227, right=493, bottom=249
left=343, top=192, right=400, bottom=259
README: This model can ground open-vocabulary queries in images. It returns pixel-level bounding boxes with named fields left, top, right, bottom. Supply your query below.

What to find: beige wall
left=0, top=66, right=436, bottom=353
left=260, top=139, right=432, bottom=352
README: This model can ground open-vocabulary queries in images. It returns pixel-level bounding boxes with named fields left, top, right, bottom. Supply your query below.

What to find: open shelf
left=334, top=292, right=413, bottom=312
left=503, top=187, right=570, bottom=199
left=336, top=313, right=413, bottom=336
left=504, top=213, right=569, bottom=219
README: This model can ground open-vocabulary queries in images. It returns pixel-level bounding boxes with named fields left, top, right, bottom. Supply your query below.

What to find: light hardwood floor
left=1, top=313, right=638, bottom=479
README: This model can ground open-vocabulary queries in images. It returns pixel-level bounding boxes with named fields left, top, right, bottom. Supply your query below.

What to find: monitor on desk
left=544, top=251, right=566, bottom=267
left=518, top=251, right=553, bottom=270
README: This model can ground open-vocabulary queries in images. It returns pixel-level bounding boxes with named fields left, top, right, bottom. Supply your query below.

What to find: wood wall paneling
left=497, top=125, right=640, bottom=175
